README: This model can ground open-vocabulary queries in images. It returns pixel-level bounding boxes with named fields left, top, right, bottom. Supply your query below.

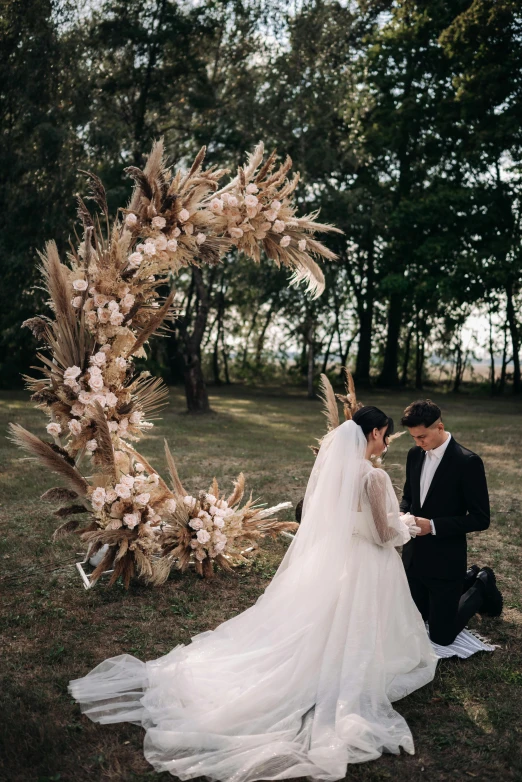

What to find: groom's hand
left=414, top=517, right=432, bottom=536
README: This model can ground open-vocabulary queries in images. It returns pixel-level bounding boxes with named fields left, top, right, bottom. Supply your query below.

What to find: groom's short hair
left=401, top=399, right=442, bottom=428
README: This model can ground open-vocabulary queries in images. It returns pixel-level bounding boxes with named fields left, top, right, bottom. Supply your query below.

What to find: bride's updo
left=352, top=406, right=394, bottom=440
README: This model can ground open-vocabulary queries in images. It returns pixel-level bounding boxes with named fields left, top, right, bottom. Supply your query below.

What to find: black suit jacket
left=400, top=437, right=490, bottom=580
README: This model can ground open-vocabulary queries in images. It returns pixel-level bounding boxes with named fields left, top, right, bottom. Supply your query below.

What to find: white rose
left=228, top=195, right=238, bottom=207
left=129, top=410, right=142, bottom=424
left=246, top=183, right=259, bottom=194
left=115, top=483, right=131, bottom=499
left=90, top=351, right=106, bottom=367
left=179, top=208, right=190, bottom=222
left=72, top=279, right=88, bottom=291
left=155, top=234, right=168, bottom=251
left=280, top=235, right=291, bottom=247
left=78, top=391, right=92, bottom=405
left=143, top=241, right=156, bottom=256
left=120, top=473, right=134, bottom=488
left=68, top=419, right=82, bottom=436
left=88, top=373, right=104, bottom=392
left=91, top=487, right=106, bottom=509
left=189, top=518, right=203, bottom=530
left=105, top=489, right=117, bottom=503
left=64, top=366, right=81, bottom=381
left=183, top=222, right=194, bottom=235
left=123, top=512, right=140, bottom=529
left=152, top=216, right=166, bottom=229
left=273, top=220, right=285, bottom=234
left=93, top=294, right=109, bottom=308
left=167, top=239, right=178, bottom=252
left=110, top=311, right=124, bottom=326
left=85, top=311, right=97, bottom=328
left=71, top=402, right=84, bottom=416
left=271, top=199, right=282, bottom=211
left=107, top=300, right=119, bottom=312
left=210, top=198, right=224, bottom=213
left=298, top=239, right=307, bottom=251
left=213, top=517, right=225, bottom=528
left=196, top=529, right=211, bottom=544
left=171, top=227, right=181, bottom=238
left=165, top=499, right=177, bottom=513
left=97, top=308, right=110, bottom=324
left=125, top=213, right=138, bottom=227
left=105, top=392, right=118, bottom=407
left=121, top=293, right=135, bottom=312
left=108, top=421, right=119, bottom=432
left=183, top=495, right=196, bottom=509
left=134, top=462, right=145, bottom=473
left=136, top=493, right=150, bottom=505
left=244, top=194, right=258, bottom=208
left=86, top=439, right=98, bottom=452
left=196, top=233, right=206, bottom=245
left=46, top=422, right=62, bottom=437
left=72, top=296, right=82, bottom=308
left=128, top=252, right=142, bottom=268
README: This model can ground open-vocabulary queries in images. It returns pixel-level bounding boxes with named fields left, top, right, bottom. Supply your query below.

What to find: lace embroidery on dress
left=360, top=466, right=410, bottom=547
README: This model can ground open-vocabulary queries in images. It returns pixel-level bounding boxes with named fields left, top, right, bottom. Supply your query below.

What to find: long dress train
left=69, top=421, right=437, bottom=781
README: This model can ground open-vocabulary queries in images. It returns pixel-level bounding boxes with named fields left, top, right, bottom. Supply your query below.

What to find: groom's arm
left=400, top=449, right=413, bottom=514
left=432, top=454, right=490, bottom=537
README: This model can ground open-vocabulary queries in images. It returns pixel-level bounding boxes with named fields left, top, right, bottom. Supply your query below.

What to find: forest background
left=1, top=0, right=521, bottom=411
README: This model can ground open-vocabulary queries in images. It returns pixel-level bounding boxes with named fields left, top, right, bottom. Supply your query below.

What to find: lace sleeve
left=363, top=468, right=411, bottom=548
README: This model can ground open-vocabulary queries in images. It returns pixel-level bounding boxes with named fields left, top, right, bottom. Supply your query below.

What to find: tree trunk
left=488, top=308, right=496, bottom=395
left=506, top=279, right=521, bottom=393
left=415, top=323, right=424, bottom=390
left=378, top=293, right=402, bottom=386
left=321, top=327, right=335, bottom=374
left=307, top=320, right=315, bottom=399
left=499, top=322, right=508, bottom=394
left=354, top=307, right=372, bottom=385
left=401, top=323, right=413, bottom=386
left=179, top=267, right=212, bottom=414
left=255, top=305, right=274, bottom=367
left=241, top=311, right=257, bottom=368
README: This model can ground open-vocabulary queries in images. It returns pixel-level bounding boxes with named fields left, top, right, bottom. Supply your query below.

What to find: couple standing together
left=70, top=399, right=502, bottom=781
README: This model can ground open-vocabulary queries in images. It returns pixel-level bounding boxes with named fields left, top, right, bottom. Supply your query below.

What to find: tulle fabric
left=69, top=421, right=437, bottom=781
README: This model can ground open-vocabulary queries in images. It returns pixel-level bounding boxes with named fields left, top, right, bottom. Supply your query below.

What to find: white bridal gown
left=69, top=421, right=437, bottom=781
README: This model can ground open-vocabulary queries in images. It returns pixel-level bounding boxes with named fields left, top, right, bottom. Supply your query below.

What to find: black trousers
left=406, top=567, right=485, bottom=646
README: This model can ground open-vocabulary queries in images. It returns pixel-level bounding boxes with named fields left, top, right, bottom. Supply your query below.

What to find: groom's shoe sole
left=477, top=567, right=503, bottom=617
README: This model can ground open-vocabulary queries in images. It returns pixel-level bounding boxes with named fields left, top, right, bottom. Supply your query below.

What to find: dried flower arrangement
left=9, top=141, right=338, bottom=587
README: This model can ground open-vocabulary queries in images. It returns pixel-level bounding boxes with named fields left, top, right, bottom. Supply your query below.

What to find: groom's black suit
left=400, top=437, right=490, bottom=645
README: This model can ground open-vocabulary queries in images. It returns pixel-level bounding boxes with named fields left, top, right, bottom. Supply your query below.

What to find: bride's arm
left=364, top=469, right=411, bottom=547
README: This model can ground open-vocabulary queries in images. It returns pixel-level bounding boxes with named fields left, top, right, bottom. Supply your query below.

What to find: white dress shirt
left=420, top=433, right=452, bottom=534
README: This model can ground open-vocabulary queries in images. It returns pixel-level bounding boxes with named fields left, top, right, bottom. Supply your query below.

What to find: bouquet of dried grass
left=9, top=140, right=330, bottom=586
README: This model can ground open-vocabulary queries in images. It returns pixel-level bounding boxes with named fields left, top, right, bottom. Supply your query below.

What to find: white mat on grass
left=427, top=625, right=498, bottom=659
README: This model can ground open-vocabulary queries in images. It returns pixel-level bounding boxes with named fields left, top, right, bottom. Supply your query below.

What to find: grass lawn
left=1, top=383, right=521, bottom=782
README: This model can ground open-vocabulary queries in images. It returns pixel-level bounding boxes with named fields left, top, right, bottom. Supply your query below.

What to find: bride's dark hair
left=352, top=406, right=394, bottom=440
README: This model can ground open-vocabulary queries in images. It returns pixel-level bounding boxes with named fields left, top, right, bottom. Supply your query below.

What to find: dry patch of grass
left=0, top=385, right=521, bottom=782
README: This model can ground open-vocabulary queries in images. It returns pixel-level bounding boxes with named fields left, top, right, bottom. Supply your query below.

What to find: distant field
left=0, top=384, right=521, bottom=782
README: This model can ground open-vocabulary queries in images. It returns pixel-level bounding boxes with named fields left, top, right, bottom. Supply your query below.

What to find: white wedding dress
left=69, top=421, right=437, bottom=781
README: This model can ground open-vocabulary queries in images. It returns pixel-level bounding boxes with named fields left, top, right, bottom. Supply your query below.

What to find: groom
left=400, top=399, right=502, bottom=646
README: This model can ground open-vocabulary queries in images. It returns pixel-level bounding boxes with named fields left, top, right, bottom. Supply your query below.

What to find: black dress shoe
left=477, top=567, right=503, bottom=617
left=463, top=564, right=480, bottom=592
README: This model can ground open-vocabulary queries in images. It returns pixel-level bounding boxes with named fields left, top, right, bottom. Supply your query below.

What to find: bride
left=69, top=406, right=437, bottom=781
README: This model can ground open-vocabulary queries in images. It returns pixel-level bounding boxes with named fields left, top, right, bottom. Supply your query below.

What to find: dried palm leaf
left=164, top=440, right=185, bottom=497
left=227, top=473, right=245, bottom=507
left=9, top=424, right=89, bottom=496
left=318, top=374, right=340, bottom=431
left=52, top=518, right=81, bottom=540
left=126, top=290, right=176, bottom=357
left=41, top=487, right=79, bottom=503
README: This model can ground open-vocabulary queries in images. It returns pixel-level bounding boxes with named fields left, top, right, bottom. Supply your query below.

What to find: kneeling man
left=400, top=399, right=502, bottom=646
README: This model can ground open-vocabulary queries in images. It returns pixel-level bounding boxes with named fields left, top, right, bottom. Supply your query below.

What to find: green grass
left=1, top=384, right=521, bottom=782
